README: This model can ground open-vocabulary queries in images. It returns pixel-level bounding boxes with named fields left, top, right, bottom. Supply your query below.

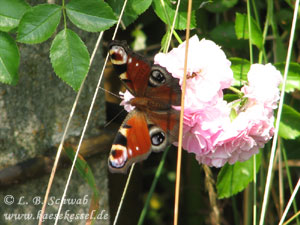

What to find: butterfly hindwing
left=147, top=109, right=180, bottom=144
left=109, top=110, right=170, bottom=173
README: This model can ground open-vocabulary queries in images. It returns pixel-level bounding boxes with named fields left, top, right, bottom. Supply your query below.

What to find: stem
left=253, top=154, right=257, bottom=225
left=173, top=31, right=183, bottom=44
left=247, top=0, right=253, bottom=64
left=259, top=6, right=270, bottom=64
left=137, top=147, right=170, bottom=225
left=251, top=0, right=268, bottom=64
left=228, top=86, right=244, bottom=98
left=62, top=0, right=67, bottom=30
left=165, top=0, right=181, bottom=52
left=161, top=0, right=183, bottom=53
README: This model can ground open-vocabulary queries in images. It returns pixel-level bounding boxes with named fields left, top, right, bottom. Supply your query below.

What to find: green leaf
left=210, top=22, right=247, bottom=49
left=66, top=0, right=117, bottom=32
left=0, top=0, right=30, bottom=32
left=152, top=0, right=196, bottom=30
left=230, top=57, right=250, bottom=86
left=107, top=0, right=152, bottom=27
left=235, top=13, right=263, bottom=50
left=64, top=147, right=99, bottom=196
left=274, top=62, right=300, bottom=93
left=279, top=104, right=300, bottom=140
left=0, top=32, right=19, bottom=85
left=224, top=93, right=239, bottom=102
left=217, top=152, right=261, bottom=199
left=206, top=0, right=238, bottom=13
left=17, top=4, right=61, bottom=44
left=172, top=0, right=206, bottom=11
left=50, top=29, right=90, bottom=91
left=160, top=30, right=171, bottom=52
left=282, top=139, right=300, bottom=160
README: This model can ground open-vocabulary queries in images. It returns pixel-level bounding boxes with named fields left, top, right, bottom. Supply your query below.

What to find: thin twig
left=283, top=210, right=300, bottom=225
left=166, top=0, right=181, bottom=51
left=281, top=141, right=300, bottom=224
left=113, top=164, right=135, bottom=225
left=279, top=178, right=300, bottom=225
left=53, top=1, right=129, bottom=224
left=173, top=0, right=193, bottom=225
left=278, top=139, right=284, bottom=216
left=37, top=30, right=104, bottom=225
left=259, top=0, right=300, bottom=224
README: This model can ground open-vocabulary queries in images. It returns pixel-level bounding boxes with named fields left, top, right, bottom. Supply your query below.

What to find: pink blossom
left=242, top=63, right=282, bottom=110
left=155, top=35, right=233, bottom=159
left=154, top=36, right=282, bottom=167
left=119, top=90, right=135, bottom=112
left=196, top=64, right=282, bottom=167
left=197, top=104, right=274, bottom=167
left=155, top=35, right=233, bottom=108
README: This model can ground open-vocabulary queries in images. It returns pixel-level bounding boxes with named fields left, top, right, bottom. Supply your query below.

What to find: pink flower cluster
left=201, top=64, right=282, bottom=167
left=154, top=36, right=282, bottom=167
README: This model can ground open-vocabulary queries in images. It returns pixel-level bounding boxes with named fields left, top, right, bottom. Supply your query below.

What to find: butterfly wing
left=109, top=41, right=181, bottom=107
left=108, top=109, right=175, bottom=173
left=109, top=40, right=151, bottom=96
left=108, top=41, right=181, bottom=173
left=145, top=64, right=181, bottom=109
left=147, top=109, right=180, bottom=144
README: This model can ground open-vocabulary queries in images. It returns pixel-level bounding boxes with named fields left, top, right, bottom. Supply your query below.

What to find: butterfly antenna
left=104, top=109, right=126, bottom=128
left=98, top=86, right=122, bottom=99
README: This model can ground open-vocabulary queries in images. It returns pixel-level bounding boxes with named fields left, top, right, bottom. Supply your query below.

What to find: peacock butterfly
left=108, top=41, right=181, bottom=173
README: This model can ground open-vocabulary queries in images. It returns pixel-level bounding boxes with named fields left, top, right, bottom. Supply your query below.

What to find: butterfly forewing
left=146, top=64, right=181, bottom=103
left=109, top=41, right=151, bottom=96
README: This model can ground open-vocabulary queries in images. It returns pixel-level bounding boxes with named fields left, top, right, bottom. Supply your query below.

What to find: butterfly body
left=108, top=41, right=181, bottom=173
